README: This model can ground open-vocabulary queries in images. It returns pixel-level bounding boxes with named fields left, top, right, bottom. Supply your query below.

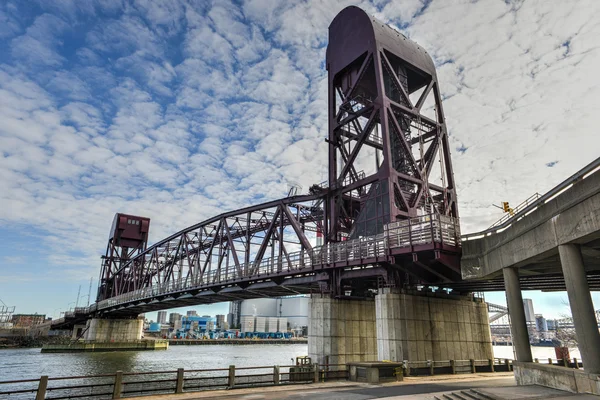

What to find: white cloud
left=0, top=0, right=598, bottom=303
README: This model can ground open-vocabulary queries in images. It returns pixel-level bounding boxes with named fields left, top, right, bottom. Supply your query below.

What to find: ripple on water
left=0, top=344, right=309, bottom=381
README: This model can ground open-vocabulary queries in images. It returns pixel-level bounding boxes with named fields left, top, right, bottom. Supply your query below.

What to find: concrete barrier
left=513, top=361, right=600, bottom=394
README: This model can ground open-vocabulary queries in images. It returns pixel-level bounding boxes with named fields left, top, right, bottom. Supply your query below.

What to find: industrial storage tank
left=240, top=298, right=277, bottom=317
left=277, top=296, right=308, bottom=329
left=255, top=316, right=267, bottom=332
left=266, top=317, right=278, bottom=333
left=236, top=296, right=309, bottom=332
left=240, top=316, right=255, bottom=333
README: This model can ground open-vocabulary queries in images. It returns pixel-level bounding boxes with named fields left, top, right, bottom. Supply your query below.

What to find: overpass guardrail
left=462, top=156, right=600, bottom=242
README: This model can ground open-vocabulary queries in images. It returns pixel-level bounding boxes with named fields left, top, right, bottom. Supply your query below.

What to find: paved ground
left=134, top=373, right=598, bottom=400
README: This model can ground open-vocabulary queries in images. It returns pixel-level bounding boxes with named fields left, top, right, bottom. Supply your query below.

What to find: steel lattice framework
left=94, top=6, right=463, bottom=316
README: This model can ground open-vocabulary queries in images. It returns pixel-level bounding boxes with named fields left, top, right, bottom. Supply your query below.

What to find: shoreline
left=168, top=338, right=307, bottom=345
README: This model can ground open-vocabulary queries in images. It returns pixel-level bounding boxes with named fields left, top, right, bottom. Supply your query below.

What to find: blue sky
left=1, top=0, right=599, bottom=321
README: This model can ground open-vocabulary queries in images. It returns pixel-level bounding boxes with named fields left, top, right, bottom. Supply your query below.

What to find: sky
left=0, top=0, right=599, bottom=321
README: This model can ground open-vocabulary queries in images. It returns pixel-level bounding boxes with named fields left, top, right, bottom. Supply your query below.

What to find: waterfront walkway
left=133, top=373, right=597, bottom=400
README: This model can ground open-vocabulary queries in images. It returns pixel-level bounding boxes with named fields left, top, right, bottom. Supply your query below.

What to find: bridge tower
left=324, top=6, right=460, bottom=291
left=97, top=214, right=150, bottom=301
left=308, top=6, right=491, bottom=365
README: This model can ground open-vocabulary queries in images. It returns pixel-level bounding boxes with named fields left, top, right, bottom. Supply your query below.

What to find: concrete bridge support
left=83, top=318, right=143, bottom=342
left=308, top=295, right=377, bottom=365
left=375, top=289, right=493, bottom=362
left=503, top=267, right=533, bottom=362
left=559, top=244, right=600, bottom=374
left=309, top=291, right=493, bottom=365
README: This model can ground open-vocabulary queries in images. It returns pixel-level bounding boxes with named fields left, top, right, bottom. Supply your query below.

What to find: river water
left=0, top=344, right=580, bottom=382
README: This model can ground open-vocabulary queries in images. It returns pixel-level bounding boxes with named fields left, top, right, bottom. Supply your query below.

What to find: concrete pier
left=308, top=295, right=377, bottom=365
left=559, top=243, right=600, bottom=374
left=309, top=291, right=493, bottom=365
left=375, top=289, right=493, bottom=362
left=503, top=267, right=533, bottom=362
left=84, top=317, right=143, bottom=342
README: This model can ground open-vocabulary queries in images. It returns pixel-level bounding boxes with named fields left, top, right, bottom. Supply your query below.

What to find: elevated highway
left=454, top=157, right=600, bottom=291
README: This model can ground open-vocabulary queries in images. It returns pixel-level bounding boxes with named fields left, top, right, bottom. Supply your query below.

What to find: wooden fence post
left=112, top=371, right=123, bottom=399
left=429, top=360, right=434, bottom=376
left=313, top=363, right=319, bottom=383
left=470, top=359, right=476, bottom=373
left=35, top=376, right=48, bottom=400
left=574, top=358, right=579, bottom=369
left=450, top=360, right=456, bottom=374
left=489, top=359, right=495, bottom=373
left=273, top=365, right=280, bottom=385
left=176, top=368, right=184, bottom=393
left=228, top=365, right=235, bottom=389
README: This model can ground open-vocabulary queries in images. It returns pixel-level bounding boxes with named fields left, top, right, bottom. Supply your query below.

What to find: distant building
left=157, top=311, right=167, bottom=325
left=187, top=310, right=198, bottom=317
left=523, top=299, right=535, bottom=323
left=228, top=301, right=241, bottom=328
left=535, top=314, right=547, bottom=332
left=238, top=296, right=308, bottom=330
left=216, top=314, right=225, bottom=329
left=181, top=316, right=215, bottom=331
left=12, top=314, right=46, bottom=327
left=547, top=319, right=558, bottom=331
left=169, top=313, right=182, bottom=325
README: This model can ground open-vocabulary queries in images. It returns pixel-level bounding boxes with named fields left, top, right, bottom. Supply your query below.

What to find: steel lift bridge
left=90, top=7, right=462, bottom=319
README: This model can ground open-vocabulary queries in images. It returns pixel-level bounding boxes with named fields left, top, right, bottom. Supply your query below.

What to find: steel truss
left=98, top=194, right=324, bottom=301
left=95, top=7, right=463, bottom=311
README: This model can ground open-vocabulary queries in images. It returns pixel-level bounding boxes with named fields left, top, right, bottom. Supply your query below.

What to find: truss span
left=94, top=207, right=460, bottom=316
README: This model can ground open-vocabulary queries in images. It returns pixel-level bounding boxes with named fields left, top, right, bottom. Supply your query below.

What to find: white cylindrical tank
left=266, top=317, right=278, bottom=333
left=255, top=316, right=266, bottom=333
left=240, top=316, right=255, bottom=333
left=277, top=317, right=288, bottom=332
left=278, top=296, right=309, bottom=328
left=240, top=298, right=277, bottom=317
left=237, top=296, right=309, bottom=330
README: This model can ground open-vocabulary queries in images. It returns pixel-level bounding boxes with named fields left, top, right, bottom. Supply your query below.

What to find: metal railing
left=462, top=156, right=600, bottom=241
left=8, top=357, right=587, bottom=399
left=96, top=213, right=460, bottom=311
left=0, top=363, right=343, bottom=400
left=487, top=192, right=541, bottom=229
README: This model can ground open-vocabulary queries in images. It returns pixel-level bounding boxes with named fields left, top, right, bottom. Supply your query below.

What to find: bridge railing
left=96, top=213, right=460, bottom=310
left=462, top=156, right=600, bottom=242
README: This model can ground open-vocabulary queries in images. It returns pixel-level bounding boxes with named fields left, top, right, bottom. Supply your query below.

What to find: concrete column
left=503, top=267, right=532, bottom=362
left=84, top=318, right=143, bottom=342
left=559, top=244, right=600, bottom=374
left=375, top=289, right=492, bottom=362
left=308, top=295, right=377, bottom=365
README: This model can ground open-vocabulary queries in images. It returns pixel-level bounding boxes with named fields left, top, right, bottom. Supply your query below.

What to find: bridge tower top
left=98, top=213, right=150, bottom=301
left=326, top=6, right=458, bottom=242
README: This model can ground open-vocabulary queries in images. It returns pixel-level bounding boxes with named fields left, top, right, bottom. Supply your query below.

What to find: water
left=0, top=344, right=308, bottom=381
left=492, top=344, right=580, bottom=360
left=0, top=344, right=580, bottom=382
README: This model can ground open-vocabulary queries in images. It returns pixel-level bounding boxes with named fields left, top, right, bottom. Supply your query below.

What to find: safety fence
left=0, top=363, right=344, bottom=400
left=6, top=357, right=591, bottom=399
